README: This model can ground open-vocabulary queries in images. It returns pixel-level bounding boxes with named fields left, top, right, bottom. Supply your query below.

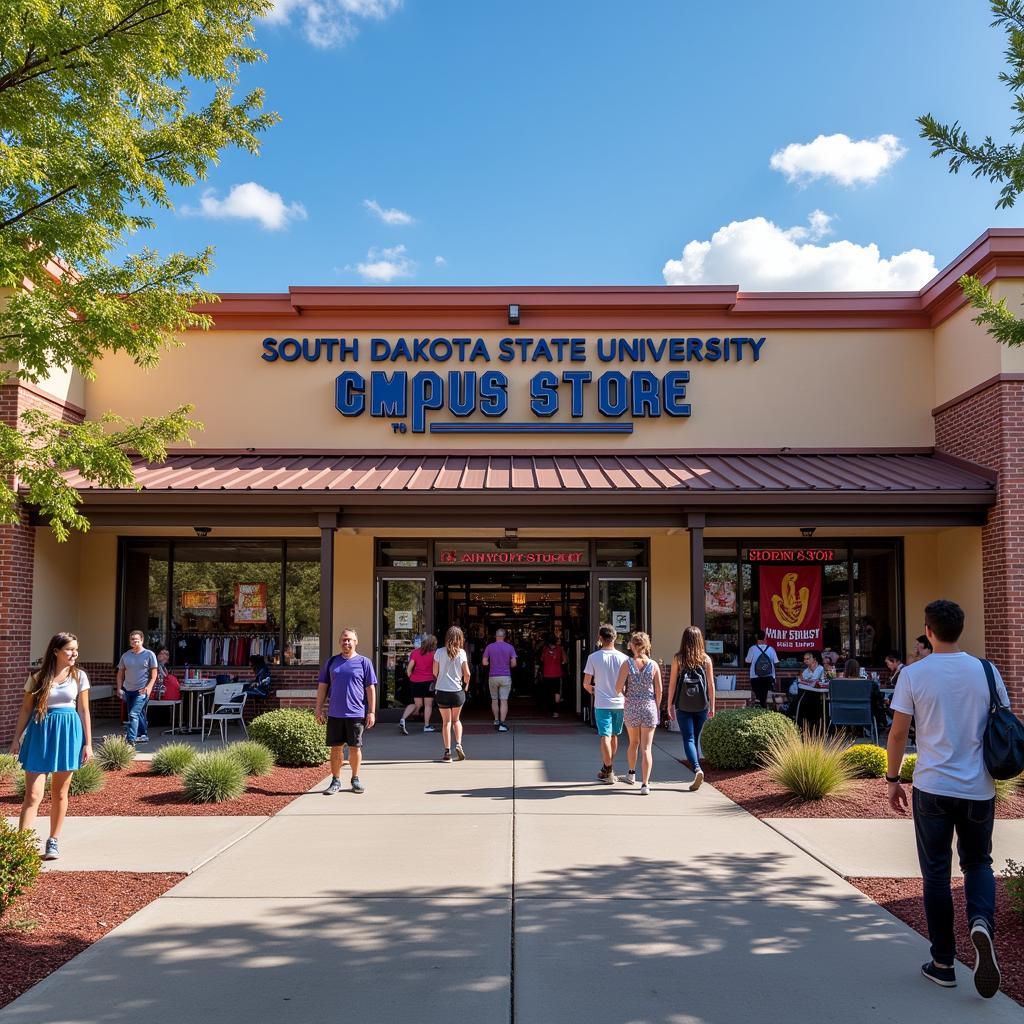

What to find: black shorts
left=410, top=681, right=433, bottom=699
left=434, top=689, right=466, bottom=709
left=326, top=716, right=365, bottom=748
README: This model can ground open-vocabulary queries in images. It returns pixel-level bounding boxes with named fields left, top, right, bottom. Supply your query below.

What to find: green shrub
left=994, top=773, right=1022, bottom=805
left=1006, top=859, right=1024, bottom=921
left=0, top=753, right=18, bottom=782
left=151, top=743, right=198, bottom=776
left=760, top=727, right=856, bottom=801
left=226, top=740, right=275, bottom=777
left=0, top=820, right=41, bottom=920
left=899, top=753, right=917, bottom=783
left=182, top=752, right=246, bottom=803
left=14, top=760, right=105, bottom=797
left=701, top=709, right=798, bottom=770
left=249, top=709, right=328, bottom=767
left=840, top=743, right=888, bottom=779
left=95, top=735, right=135, bottom=771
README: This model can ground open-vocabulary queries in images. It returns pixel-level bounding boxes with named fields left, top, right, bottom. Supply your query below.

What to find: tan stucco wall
left=77, top=534, right=118, bottom=664
left=333, top=534, right=374, bottom=655
left=933, top=302, right=1002, bottom=408
left=650, top=533, right=689, bottom=666
left=31, top=531, right=82, bottom=660
left=84, top=328, right=937, bottom=450
left=936, top=527, right=986, bottom=655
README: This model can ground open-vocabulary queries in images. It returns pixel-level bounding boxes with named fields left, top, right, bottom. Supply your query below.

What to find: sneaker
left=640, top=783, right=651, bottom=796
left=497, top=722, right=509, bottom=732
left=970, top=921, right=1001, bottom=998
left=442, top=749, right=452, bottom=762
left=622, top=771, right=636, bottom=785
left=690, top=769, right=705, bottom=792
left=552, top=711, right=559, bottom=719
left=455, top=744, right=467, bottom=761
left=42, top=837, right=59, bottom=861
left=423, top=725, right=436, bottom=733
left=135, top=735, right=149, bottom=744
left=351, top=777, right=365, bottom=795
left=597, top=764, right=613, bottom=782
left=323, top=776, right=342, bottom=796
left=399, top=718, right=408, bottom=736
left=921, top=961, right=956, bottom=988
left=493, top=720, right=500, bottom=730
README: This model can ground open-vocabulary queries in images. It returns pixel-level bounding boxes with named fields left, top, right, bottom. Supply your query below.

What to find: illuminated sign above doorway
left=260, top=334, right=767, bottom=435
left=747, top=548, right=836, bottom=563
left=438, top=548, right=587, bottom=566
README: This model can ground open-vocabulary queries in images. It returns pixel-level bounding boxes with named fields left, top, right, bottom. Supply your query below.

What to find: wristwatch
left=885, top=775, right=901, bottom=784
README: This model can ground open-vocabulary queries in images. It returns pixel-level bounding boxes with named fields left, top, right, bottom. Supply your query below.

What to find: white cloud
left=769, top=133, right=907, bottom=187
left=662, top=212, right=937, bottom=291
left=185, top=182, right=307, bottom=230
left=265, top=0, right=401, bottom=49
left=350, top=244, right=416, bottom=282
left=363, top=198, right=414, bottom=225
left=434, top=255, right=447, bottom=267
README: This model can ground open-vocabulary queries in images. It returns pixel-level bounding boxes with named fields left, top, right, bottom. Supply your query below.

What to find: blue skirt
left=19, top=707, right=84, bottom=774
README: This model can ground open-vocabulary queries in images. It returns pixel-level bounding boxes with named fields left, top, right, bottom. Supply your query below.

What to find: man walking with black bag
left=885, top=600, right=1009, bottom=998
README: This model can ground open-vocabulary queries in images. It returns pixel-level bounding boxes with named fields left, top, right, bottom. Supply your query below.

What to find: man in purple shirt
left=315, top=628, right=377, bottom=794
left=482, top=628, right=517, bottom=732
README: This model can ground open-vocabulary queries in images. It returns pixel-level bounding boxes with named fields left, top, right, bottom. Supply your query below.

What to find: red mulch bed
left=0, top=763, right=330, bottom=816
left=0, top=871, right=184, bottom=1009
left=705, top=766, right=1024, bottom=820
left=850, top=877, right=1024, bottom=1007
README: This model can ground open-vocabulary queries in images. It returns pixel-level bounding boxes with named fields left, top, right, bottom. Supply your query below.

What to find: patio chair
left=828, top=677, right=877, bottom=745
left=201, top=683, right=248, bottom=743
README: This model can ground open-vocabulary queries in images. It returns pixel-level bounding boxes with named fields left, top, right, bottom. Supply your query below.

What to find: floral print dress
left=623, top=658, right=659, bottom=728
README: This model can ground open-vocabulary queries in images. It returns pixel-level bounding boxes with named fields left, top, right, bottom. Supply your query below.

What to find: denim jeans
left=677, top=708, right=708, bottom=771
left=912, top=787, right=996, bottom=965
left=123, top=688, right=149, bottom=742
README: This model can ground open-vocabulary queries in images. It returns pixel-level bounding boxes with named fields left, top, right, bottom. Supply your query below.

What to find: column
left=688, top=513, right=705, bottom=633
left=318, top=512, right=337, bottom=666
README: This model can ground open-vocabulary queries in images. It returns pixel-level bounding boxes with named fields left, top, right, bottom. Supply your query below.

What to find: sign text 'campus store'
left=260, top=334, right=767, bottom=434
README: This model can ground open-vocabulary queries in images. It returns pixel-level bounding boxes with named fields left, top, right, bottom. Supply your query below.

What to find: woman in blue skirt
left=9, top=632, right=93, bottom=861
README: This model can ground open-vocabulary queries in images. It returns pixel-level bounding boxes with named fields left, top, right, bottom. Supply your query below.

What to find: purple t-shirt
left=317, top=654, right=378, bottom=718
left=483, top=641, right=517, bottom=677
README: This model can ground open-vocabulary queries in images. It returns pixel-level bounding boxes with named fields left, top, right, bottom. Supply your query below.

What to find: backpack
left=753, top=645, right=773, bottom=679
left=675, top=661, right=708, bottom=712
left=980, top=659, right=1024, bottom=780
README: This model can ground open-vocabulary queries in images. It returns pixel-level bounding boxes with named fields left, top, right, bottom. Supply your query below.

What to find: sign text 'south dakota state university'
left=260, top=335, right=766, bottom=435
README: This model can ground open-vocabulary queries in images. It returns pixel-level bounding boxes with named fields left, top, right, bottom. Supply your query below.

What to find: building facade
left=3, top=228, right=1024, bottom=738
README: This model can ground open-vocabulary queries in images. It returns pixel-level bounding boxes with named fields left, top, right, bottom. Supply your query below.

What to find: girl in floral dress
left=615, top=631, right=662, bottom=795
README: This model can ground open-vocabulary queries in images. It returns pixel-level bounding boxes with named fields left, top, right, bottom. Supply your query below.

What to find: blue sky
left=151, top=0, right=1020, bottom=291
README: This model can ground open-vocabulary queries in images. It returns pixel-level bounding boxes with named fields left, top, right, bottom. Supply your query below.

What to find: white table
left=795, top=683, right=829, bottom=728
left=176, top=681, right=216, bottom=735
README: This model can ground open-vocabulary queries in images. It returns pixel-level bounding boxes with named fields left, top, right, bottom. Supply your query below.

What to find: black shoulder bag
left=980, top=658, right=1024, bottom=780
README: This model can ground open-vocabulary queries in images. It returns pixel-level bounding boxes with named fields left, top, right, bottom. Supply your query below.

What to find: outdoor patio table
left=795, top=683, right=829, bottom=729
left=177, top=680, right=216, bottom=735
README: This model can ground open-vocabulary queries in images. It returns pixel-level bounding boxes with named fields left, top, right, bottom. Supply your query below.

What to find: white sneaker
left=639, top=783, right=651, bottom=796
left=690, top=769, right=704, bottom=792
left=621, top=771, right=636, bottom=785
left=423, top=725, right=436, bottom=733
left=398, top=718, right=408, bottom=735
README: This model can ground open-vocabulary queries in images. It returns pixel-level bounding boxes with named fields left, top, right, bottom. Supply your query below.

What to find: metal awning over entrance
left=56, top=448, right=996, bottom=529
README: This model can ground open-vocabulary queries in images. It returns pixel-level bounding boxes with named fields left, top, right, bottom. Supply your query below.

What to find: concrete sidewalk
left=1, top=726, right=1019, bottom=1023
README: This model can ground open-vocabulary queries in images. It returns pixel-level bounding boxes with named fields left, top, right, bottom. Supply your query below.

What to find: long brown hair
left=675, top=626, right=707, bottom=670
left=29, top=632, right=80, bottom=722
left=445, top=626, right=464, bottom=659
left=419, top=634, right=437, bottom=655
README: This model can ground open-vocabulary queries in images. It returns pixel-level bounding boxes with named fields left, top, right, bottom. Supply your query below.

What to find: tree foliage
left=0, top=0, right=278, bottom=537
left=918, top=1, right=1024, bottom=346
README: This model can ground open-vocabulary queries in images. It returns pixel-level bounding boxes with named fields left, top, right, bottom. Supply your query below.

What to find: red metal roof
left=61, top=450, right=996, bottom=499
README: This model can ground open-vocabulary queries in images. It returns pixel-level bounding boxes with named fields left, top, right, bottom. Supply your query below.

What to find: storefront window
left=377, top=539, right=429, bottom=567
left=120, top=538, right=321, bottom=667
left=598, top=578, right=645, bottom=648
left=379, top=578, right=427, bottom=708
left=595, top=540, right=648, bottom=567
left=704, top=559, right=739, bottom=668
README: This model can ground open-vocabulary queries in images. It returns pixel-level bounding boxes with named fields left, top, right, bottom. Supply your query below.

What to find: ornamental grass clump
left=151, top=743, right=198, bottom=776
left=95, top=735, right=135, bottom=771
left=899, top=753, right=917, bottom=783
left=0, top=753, right=18, bottom=782
left=13, top=760, right=105, bottom=797
left=226, top=740, right=275, bottom=777
left=249, top=709, right=328, bottom=767
left=701, top=708, right=798, bottom=770
left=0, top=819, right=41, bottom=920
left=1006, top=859, right=1024, bottom=921
left=760, top=727, right=855, bottom=802
left=994, top=773, right=1022, bottom=805
left=839, top=743, right=888, bottom=779
left=182, top=752, right=246, bottom=804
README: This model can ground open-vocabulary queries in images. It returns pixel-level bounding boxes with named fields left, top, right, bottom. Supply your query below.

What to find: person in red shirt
left=538, top=633, right=568, bottom=718
left=399, top=635, right=438, bottom=735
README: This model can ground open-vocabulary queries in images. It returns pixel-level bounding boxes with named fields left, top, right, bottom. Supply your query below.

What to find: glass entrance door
left=377, top=577, right=428, bottom=709
left=596, top=577, right=648, bottom=650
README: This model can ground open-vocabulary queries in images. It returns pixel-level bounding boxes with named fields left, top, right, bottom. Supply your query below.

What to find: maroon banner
left=759, top=565, right=823, bottom=652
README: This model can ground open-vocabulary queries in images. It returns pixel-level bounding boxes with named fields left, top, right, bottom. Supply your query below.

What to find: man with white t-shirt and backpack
left=582, top=623, right=629, bottom=785
left=745, top=630, right=779, bottom=708
left=886, top=599, right=1009, bottom=999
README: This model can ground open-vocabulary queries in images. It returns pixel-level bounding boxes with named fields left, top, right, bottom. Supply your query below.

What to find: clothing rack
left=173, top=631, right=278, bottom=668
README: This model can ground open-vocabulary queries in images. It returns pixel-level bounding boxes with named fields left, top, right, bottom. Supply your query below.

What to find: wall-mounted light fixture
left=194, top=526, right=212, bottom=538
left=508, top=303, right=520, bottom=326
left=512, top=591, right=527, bottom=613
left=504, top=527, right=518, bottom=541
left=800, top=527, right=816, bottom=539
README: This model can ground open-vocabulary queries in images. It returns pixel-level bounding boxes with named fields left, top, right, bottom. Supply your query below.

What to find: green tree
left=0, top=0, right=278, bottom=538
left=919, top=0, right=1024, bottom=347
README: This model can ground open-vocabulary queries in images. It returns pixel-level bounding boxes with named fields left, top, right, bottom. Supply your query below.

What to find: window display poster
left=612, top=610, right=631, bottom=633
left=181, top=590, right=218, bottom=617
left=394, top=610, right=414, bottom=630
left=234, top=582, right=268, bottom=624
left=759, top=565, right=823, bottom=652
left=705, top=578, right=737, bottom=614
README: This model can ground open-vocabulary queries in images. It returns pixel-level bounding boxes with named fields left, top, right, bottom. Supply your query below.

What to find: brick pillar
left=0, top=510, right=34, bottom=743
left=935, top=378, right=1024, bottom=713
